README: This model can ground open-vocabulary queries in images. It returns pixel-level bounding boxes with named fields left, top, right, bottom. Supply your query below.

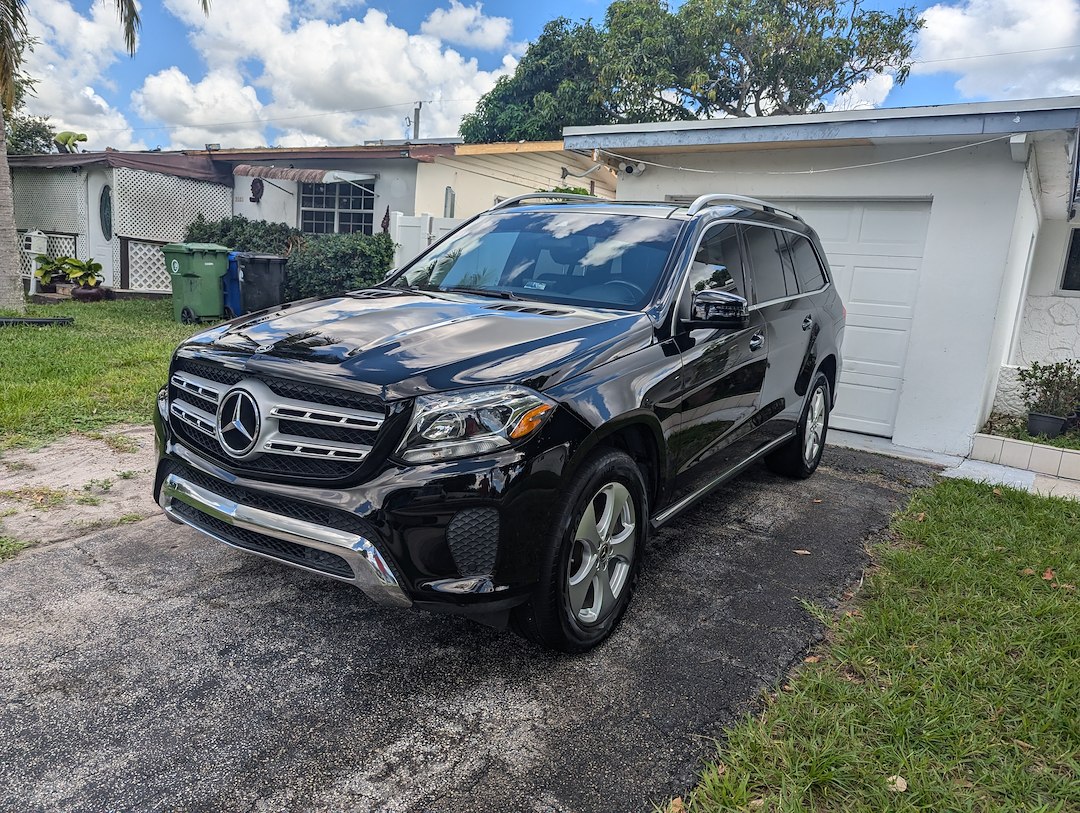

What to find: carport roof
left=563, top=96, right=1080, bottom=151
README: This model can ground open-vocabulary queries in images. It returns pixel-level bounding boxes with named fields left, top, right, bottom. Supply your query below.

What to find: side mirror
left=685, top=289, right=750, bottom=330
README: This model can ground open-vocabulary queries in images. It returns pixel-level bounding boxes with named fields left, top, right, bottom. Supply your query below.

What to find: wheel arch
left=568, top=414, right=667, bottom=515
left=817, top=354, right=838, bottom=406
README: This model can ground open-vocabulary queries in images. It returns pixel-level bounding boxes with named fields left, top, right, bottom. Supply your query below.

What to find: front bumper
left=158, top=471, right=410, bottom=607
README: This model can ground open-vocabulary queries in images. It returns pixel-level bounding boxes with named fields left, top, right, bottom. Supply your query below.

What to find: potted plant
left=1018, top=359, right=1080, bottom=438
left=63, top=257, right=106, bottom=302
left=32, top=255, right=70, bottom=294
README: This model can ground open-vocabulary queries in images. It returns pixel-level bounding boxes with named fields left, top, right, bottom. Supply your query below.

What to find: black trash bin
left=234, top=252, right=287, bottom=314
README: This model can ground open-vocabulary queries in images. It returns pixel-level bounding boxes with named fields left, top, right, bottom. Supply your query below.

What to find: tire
left=766, top=372, right=831, bottom=479
left=512, top=449, right=647, bottom=652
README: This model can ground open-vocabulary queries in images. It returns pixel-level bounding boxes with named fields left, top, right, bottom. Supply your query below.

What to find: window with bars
left=299, top=181, right=375, bottom=235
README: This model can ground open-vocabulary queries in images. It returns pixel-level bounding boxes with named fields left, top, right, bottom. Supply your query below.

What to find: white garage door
left=777, top=199, right=932, bottom=437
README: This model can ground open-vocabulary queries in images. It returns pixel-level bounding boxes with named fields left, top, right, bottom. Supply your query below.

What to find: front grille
left=167, top=356, right=388, bottom=482
left=171, top=500, right=354, bottom=579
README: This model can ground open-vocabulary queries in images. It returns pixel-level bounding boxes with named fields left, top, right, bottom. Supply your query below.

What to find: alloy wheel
left=804, top=386, right=827, bottom=465
left=566, top=482, right=636, bottom=626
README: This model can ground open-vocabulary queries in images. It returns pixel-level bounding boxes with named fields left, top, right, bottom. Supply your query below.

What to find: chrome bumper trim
left=159, top=473, right=411, bottom=608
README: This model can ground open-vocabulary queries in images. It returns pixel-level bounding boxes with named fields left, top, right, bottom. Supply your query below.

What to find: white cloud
left=20, top=0, right=145, bottom=149
left=420, top=1, right=512, bottom=51
left=132, top=68, right=267, bottom=149
left=826, top=72, right=895, bottom=111
left=914, top=0, right=1080, bottom=99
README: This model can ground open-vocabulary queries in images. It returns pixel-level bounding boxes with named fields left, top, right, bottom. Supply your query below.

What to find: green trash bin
left=163, top=243, right=231, bottom=324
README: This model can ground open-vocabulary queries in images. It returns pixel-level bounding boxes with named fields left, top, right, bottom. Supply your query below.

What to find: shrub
left=284, top=232, right=395, bottom=300
left=1018, top=359, right=1080, bottom=416
left=183, top=214, right=302, bottom=255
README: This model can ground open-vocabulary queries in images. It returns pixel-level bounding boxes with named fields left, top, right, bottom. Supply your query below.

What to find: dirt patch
left=0, top=426, right=157, bottom=547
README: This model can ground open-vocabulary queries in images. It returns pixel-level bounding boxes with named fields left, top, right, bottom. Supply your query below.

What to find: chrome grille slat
left=264, top=437, right=371, bottom=461
left=170, top=399, right=217, bottom=437
left=170, top=372, right=224, bottom=405
left=269, top=401, right=383, bottom=431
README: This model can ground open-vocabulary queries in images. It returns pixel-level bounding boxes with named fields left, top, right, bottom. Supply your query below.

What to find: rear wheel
left=512, top=449, right=646, bottom=652
left=766, top=372, right=830, bottom=479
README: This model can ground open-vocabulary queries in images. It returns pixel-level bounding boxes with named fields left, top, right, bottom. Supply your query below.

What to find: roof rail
left=489, top=192, right=602, bottom=211
left=686, top=194, right=801, bottom=221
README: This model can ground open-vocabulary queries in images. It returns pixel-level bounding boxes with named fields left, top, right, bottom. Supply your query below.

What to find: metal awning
left=232, top=165, right=377, bottom=184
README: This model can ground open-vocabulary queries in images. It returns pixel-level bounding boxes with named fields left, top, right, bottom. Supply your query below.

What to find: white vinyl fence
left=388, top=212, right=463, bottom=270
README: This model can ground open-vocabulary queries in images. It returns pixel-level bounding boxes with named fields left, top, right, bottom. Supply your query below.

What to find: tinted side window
left=790, top=234, right=828, bottom=292
left=688, top=224, right=746, bottom=298
left=743, top=226, right=788, bottom=303
left=775, top=231, right=799, bottom=295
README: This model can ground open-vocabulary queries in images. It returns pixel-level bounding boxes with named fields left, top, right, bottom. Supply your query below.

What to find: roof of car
left=496, top=200, right=809, bottom=231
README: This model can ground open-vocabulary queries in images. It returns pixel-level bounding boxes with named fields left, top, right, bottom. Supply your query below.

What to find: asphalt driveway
left=0, top=448, right=932, bottom=812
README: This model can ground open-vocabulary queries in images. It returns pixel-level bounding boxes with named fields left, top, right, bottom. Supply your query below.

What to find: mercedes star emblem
left=216, top=388, right=261, bottom=457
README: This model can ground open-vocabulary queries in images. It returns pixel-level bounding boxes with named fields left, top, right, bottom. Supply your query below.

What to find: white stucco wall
left=1012, top=219, right=1080, bottom=364
left=614, top=140, right=1028, bottom=455
left=231, top=160, right=418, bottom=228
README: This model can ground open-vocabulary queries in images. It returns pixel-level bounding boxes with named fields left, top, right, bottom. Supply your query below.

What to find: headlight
left=396, top=385, right=556, bottom=464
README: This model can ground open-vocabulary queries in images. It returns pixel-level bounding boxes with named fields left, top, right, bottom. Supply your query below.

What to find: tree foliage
left=461, top=0, right=922, bottom=142
left=459, top=18, right=612, bottom=143
left=5, top=50, right=55, bottom=155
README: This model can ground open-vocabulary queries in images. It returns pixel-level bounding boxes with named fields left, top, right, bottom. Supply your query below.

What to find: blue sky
left=19, top=0, right=1080, bottom=151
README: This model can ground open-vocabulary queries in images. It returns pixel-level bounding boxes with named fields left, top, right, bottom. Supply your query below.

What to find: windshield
left=389, top=210, right=683, bottom=310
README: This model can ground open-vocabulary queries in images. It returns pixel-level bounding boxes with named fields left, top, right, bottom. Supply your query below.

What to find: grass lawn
left=0, top=300, right=197, bottom=449
left=682, top=478, right=1079, bottom=812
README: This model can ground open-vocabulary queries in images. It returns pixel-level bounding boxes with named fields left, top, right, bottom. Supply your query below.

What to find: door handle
left=749, top=333, right=764, bottom=352
left=802, top=315, right=814, bottom=331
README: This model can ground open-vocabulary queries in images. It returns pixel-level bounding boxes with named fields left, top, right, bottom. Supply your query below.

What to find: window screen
left=299, top=181, right=375, bottom=235
left=743, top=226, right=788, bottom=303
left=790, top=234, right=828, bottom=292
left=1062, top=230, right=1080, bottom=292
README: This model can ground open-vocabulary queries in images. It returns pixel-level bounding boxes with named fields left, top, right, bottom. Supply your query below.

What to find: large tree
left=6, top=45, right=55, bottom=156
left=459, top=17, right=612, bottom=144
left=0, top=0, right=209, bottom=312
left=461, top=0, right=922, bottom=142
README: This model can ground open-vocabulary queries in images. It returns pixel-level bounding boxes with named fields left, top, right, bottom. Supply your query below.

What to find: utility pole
left=412, top=101, right=423, bottom=142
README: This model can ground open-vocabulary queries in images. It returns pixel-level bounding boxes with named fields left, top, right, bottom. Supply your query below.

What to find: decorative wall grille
left=12, top=171, right=82, bottom=233
left=17, top=232, right=78, bottom=278
left=114, top=167, right=230, bottom=241
left=126, top=240, right=171, bottom=290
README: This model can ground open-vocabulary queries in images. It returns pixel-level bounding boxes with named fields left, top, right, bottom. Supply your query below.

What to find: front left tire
left=512, top=449, right=647, bottom=652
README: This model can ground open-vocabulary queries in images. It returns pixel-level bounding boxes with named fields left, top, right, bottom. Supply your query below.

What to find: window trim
left=725, top=219, right=832, bottom=309
left=1058, top=227, right=1080, bottom=296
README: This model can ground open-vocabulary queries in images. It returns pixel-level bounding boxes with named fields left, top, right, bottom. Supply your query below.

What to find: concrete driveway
left=0, top=448, right=932, bottom=812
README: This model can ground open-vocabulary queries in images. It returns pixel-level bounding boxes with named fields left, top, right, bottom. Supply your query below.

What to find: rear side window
left=688, top=223, right=746, bottom=298
left=742, top=225, right=788, bottom=304
left=790, top=234, right=829, bottom=292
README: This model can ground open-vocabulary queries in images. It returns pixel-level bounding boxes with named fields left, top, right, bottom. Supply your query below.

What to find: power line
left=89, top=97, right=479, bottom=135
left=912, top=42, right=1080, bottom=66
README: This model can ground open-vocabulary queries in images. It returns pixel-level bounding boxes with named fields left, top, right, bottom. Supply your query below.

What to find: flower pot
left=1027, top=411, right=1066, bottom=439
left=71, top=285, right=106, bottom=302
left=54, top=282, right=74, bottom=296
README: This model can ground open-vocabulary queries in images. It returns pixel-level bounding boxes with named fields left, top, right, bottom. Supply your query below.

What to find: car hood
left=178, top=290, right=655, bottom=400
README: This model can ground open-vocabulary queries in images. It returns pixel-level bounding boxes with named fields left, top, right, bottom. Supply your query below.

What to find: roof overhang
left=564, top=96, right=1080, bottom=151
left=5, top=151, right=232, bottom=184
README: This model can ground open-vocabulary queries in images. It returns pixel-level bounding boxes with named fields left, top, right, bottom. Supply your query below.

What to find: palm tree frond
left=110, top=0, right=141, bottom=55
left=0, top=0, right=28, bottom=110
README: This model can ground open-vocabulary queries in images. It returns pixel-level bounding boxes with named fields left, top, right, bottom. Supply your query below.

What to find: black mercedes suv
left=154, top=193, right=845, bottom=651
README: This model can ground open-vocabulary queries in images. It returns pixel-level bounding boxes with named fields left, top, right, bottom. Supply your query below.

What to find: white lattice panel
left=12, top=171, right=82, bottom=233
left=17, top=233, right=78, bottom=278
left=127, top=241, right=171, bottom=290
left=114, top=168, right=230, bottom=241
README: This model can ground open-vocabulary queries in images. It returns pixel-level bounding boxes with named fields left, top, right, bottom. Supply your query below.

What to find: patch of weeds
left=75, top=495, right=102, bottom=506
left=83, top=478, right=113, bottom=494
left=83, top=432, right=140, bottom=454
left=116, top=470, right=139, bottom=480
left=0, top=487, right=67, bottom=510
left=0, top=535, right=31, bottom=562
left=680, top=479, right=1080, bottom=812
left=0, top=459, right=32, bottom=473
left=116, top=513, right=145, bottom=524
left=0, top=507, right=17, bottom=518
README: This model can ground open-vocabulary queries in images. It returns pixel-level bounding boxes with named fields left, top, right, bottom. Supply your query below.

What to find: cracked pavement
left=0, top=448, right=933, bottom=812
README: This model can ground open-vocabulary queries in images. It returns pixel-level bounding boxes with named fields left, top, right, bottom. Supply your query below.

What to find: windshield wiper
left=439, top=286, right=520, bottom=300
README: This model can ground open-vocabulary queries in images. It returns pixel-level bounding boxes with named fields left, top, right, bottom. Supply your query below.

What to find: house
left=9, top=140, right=616, bottom=291
left=564, top=97, right=1080, bottom=456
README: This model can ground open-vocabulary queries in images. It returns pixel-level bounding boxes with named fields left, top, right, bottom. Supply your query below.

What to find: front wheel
left=766, top=372, right=831, bottom=479
left=512, top=449, right=647, bottom=652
